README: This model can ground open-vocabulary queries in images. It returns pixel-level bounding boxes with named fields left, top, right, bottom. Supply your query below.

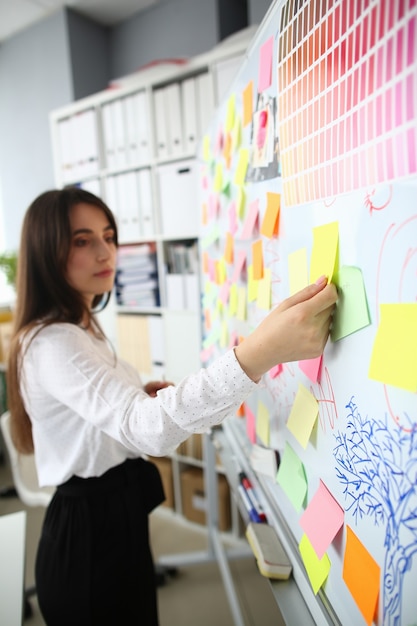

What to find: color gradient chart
left=277, top=0, right=417, bottom=206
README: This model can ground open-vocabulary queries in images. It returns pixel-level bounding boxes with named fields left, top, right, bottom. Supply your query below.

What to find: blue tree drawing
left=333, top=397, right=417, bottom=626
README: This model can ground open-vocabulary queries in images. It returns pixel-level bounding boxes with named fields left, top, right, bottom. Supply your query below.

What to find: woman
left=7, top=187, right=337, bottom=625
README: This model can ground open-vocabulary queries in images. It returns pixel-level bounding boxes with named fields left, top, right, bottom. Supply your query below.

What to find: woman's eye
left=74, top=238, right=88, bottom=247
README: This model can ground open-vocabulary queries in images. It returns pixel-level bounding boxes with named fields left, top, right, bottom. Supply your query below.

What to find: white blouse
left=20, top=323, right=257, bottom=487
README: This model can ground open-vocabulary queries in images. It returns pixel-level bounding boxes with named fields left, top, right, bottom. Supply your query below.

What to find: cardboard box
left=181, top=467, right=231, bottom=531
left=147, top=456, right=174, bottom=509
left=0, top=321, right=13, bottom=364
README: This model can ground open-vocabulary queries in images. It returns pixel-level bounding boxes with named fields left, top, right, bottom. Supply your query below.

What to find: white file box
left=157, top=159, right=199, bottom=237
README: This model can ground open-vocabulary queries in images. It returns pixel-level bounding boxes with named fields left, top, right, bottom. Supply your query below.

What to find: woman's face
left=66, top=202, right=117, bottom=306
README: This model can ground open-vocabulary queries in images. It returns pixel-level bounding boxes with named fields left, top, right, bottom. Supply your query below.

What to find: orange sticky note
left=243, top=80, right=253, bottom=127
left=252, top=239, right=264, bottom=280
left=260, top=192, right=280, bottom=238
left=224, top=232, right=234, bottom=264
left=202, top=202, right=208, bottom=225
left=343, top=526, right=380, bottom=625
left=202, top=251, right=209, bottom=274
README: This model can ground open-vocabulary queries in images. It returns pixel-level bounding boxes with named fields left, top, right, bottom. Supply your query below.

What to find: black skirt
left=35, top=457, right=165, bottom=626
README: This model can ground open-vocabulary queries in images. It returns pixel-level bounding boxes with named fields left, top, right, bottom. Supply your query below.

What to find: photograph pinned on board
left=246, top=93, right=281, bottom=183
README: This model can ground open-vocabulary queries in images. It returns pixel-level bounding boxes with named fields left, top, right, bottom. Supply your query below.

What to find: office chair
left=0, top=410, right=54, bottom=618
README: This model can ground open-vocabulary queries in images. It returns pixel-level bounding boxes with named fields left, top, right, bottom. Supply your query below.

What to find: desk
left=0, top=510, right=26, bottom=626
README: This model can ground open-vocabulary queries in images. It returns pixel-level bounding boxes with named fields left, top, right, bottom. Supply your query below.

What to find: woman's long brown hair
left=7, top=188, right=118, bottom=453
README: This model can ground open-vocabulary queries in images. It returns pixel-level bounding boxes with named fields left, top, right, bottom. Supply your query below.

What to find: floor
left=0, top=452, right=284, bottom=626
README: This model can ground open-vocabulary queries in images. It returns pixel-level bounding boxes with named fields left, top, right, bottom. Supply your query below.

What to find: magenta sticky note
left=258, top=36, right=273, bottom=92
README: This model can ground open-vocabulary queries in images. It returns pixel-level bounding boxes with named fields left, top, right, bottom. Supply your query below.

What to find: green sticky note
left=276, top=441, right=307, bottom=511
left=331, top=266, right=371, bottom=341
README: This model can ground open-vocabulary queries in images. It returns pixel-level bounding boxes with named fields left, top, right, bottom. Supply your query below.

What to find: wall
left=67, top=10, right=110, bottom=101
left=0, top=0, right=272, bottom=258
left=0, top=10, right=73, bottom=252
left=110, top=0, right=223, bottom=80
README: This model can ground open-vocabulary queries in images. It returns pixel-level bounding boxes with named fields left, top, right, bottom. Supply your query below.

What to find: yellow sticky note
left=287, top=383, right=319, bottom=449
left=213, top=162, right=223, bottom=192
left=299, top=534, right=331, bottom=595
left=234, top=148, right=249, bottom=186
left=237, top=286, right=247, bottom=321
left=288, top=248, right=309, bottom=295
left=260, top=192, right=280, bottom=238
left=343, top=526, right=380, bottom=625
left=252, top=239, right=264, bottom=280
left=225, top=93, right=236, bottom=133
left=243, top=80, right=253, bottom=127
left=256, top=267, right=271, bottom=310
left=236, top=187, right=246, bottom=219
left=256, top=401, right=270, bottom=446
left=247, top=265, right=259, bottom=302
left=231, top=115, right=241, bottom=153
left=369, top=303, right=417, bottom=392
left=203, top=135, right=211, bottom=162
left=215, top=258, right=227, bottom=285
left=309, top=221, right=339, bottom=284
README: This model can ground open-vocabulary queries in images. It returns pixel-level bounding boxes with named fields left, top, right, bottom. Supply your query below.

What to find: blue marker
left=238, top=484, right=262, bottom=523
left=239, top=472, right=268, bottom=523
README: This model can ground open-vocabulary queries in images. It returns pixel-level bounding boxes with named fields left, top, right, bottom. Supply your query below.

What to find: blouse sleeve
left=26, top=325, right=257, bottom=456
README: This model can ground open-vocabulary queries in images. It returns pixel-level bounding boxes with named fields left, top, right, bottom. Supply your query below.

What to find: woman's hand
left=234, top=276, right=338, bottom=382
left=144, top=380, right=175, bottom=397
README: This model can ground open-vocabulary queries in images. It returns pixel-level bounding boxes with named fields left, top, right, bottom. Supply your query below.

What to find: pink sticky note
left=231, top=249, right=247, bottom=282
left=245, top=404, right=257, bottom=443
left=258, top=36, right=273, bottom=92
left=299, top=356, right=323, bottom=383
left=269, top=364, right=283, bottom=379
left=241, top=199, right=259, bottom=239
left=228, top=201, right=238, bottom=235
left=300, top=480, right=344, bottom=559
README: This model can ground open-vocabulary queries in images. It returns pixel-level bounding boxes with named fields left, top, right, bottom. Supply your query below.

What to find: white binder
left=182, top=77, right=198, bottom=155
left=105, top=174, right=119, bottom=230
left=135, top=90, right=151, bottom=163
left=112, top=99, right=127, bottom=169
left=138, top=168, right=155, bottom=237
left=196, top=73, right=215, bottom=137
left=102, top=102, right=117, bottom=170
left=165, top=83, right=183, bottom=156
left=154, top=88, right=168, bottom=159
left=58, top=117, right=74, bottom=183
left=124, top=93, right=140, bottom=165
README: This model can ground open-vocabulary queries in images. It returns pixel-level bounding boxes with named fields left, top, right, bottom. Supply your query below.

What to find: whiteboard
left=199, top=1, right=417, bottom=625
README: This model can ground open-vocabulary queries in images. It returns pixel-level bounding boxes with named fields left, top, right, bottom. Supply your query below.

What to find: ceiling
left=0, top=0, right=159, bottom=43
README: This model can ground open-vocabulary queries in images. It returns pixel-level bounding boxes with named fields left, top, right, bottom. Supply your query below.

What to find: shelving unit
left=48, top=28, right=256, bottom=523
